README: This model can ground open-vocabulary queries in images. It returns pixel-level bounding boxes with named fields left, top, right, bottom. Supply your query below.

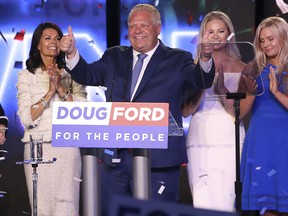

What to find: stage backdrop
left=0, top=0, right=255, bottom=215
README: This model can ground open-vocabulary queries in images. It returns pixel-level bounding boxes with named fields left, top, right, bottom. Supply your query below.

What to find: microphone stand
left=226, top=92, right=246, bottom=214
left=16, top=136, right=56, bottom=216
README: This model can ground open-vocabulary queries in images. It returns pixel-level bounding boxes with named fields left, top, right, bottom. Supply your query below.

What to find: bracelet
left=40, top=97, right=49, bottom=108
left=60, top=90, right=71, bottom=101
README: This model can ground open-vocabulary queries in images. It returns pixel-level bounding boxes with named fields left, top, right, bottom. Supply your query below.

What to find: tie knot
left=137, top=53, right=147, bottom=60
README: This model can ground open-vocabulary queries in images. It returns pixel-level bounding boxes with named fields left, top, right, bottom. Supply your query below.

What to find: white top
left=17, top=68, right=87, bottom=142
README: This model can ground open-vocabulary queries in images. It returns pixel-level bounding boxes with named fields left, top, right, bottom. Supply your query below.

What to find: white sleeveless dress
left=186, top=72, right=245, bottom=212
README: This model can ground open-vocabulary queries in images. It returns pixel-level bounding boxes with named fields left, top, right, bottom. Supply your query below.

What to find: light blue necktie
left=131, top=53, right=147, bottom=95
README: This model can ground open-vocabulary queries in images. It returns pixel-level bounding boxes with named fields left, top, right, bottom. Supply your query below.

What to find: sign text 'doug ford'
left=52, top=102, right=169, bottom=149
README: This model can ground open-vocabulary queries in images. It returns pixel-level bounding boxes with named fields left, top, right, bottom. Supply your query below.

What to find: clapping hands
left=214, top=64, right=227, bottom=95
left=269, top=66, right=278, bottom=95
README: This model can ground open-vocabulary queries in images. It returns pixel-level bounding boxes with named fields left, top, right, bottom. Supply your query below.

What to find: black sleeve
left=0, top=104, right=8, bottom=127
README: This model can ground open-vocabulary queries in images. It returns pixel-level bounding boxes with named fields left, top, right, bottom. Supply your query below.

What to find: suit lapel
left=123, top=48, right=133, bottom=101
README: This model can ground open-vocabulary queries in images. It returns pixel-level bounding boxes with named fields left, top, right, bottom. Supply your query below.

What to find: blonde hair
left=128, top=4, right=161, bottom=26
left=254, top=16, right=288, bottom=73
left=197, top=10, right=241, bottom=60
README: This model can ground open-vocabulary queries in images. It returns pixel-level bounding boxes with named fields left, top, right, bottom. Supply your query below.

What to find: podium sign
left=52, top=102, right=169, bottom=149
left=109, top=195, right=239, bottom=216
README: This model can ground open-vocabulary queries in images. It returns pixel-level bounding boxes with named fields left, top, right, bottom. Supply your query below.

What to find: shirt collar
left=132, top=40, right=160, bottom=59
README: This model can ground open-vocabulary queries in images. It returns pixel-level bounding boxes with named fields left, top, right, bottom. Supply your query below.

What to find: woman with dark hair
left=0, top=103, right=8, bottom=145
left=26, top=22, right=66, bottom=73
left=17, top=22, right=86, bottom=216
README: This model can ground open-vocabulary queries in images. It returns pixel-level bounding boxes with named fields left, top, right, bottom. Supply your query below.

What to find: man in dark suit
left=60, top=3, right=215, bottom=215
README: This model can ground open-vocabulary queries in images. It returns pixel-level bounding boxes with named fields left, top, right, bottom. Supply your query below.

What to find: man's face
left=128, top=11, right=161, bottom=53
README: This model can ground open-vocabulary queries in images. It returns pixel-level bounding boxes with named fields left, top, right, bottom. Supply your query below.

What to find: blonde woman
left=183, top=11, right=246, bottom=212
left=240, top=17, right=288, bottom=216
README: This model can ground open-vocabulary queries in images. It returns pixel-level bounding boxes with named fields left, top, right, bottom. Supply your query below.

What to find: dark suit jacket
left=68, top=41, right=215, bottom=168
left=0, top=104, right=8, bottom=128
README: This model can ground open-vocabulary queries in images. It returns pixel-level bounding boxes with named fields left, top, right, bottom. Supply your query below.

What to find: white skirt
left=186, top=111, right=245, bottom=212
left=24, top=142, right=81, bottom=216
